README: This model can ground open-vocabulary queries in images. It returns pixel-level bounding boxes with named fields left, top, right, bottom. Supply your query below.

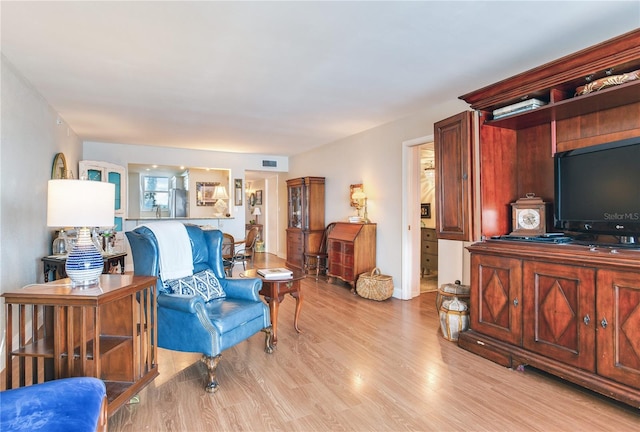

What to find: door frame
left=401, top=135, right=434, bottom=300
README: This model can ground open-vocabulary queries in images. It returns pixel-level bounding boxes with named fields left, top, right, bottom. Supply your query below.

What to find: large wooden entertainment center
left=438, top=29, right=640, bottom=407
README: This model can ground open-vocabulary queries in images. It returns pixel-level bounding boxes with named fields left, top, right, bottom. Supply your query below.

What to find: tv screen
left=554, top=137, right=640, bottom=238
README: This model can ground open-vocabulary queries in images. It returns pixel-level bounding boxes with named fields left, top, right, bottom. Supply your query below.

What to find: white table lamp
left=212, top=185, right=229, bottom=217
left=47, top=179, right=115, bottom=287
left=252, top=206, right=262, bottom=225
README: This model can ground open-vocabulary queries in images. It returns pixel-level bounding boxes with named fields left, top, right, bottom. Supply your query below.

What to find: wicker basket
left=356, top=268, right=393, bottom=301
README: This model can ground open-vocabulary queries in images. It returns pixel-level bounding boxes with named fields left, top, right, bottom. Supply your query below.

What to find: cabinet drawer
left=422, top=240, right=438, bottom=255
left=343, top=268, right=354, bottom=281
left=343, top=254, right=354, bottom=267
left=421, top=229, right=437, bottom=242
left=329, top=263, right=343, bottom=276
left=422, top=254, right=437, bottom=270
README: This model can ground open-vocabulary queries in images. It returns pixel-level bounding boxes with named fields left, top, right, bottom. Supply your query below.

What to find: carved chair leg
left=263, top=326, right=274, bottom=354
left=201, top=354, right=221, bottom=393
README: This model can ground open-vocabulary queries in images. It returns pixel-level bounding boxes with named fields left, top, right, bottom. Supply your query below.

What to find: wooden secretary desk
left=327, top=222, right=376, bottom=291
left=2, top=275, right=158, bottom=416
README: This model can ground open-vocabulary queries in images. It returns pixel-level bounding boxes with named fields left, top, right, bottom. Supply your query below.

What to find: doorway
left=245, top=171, right=282, bottom=257
left=419, top=143, right=438, bottom=294
left=401, top=135, right=435, bottom=300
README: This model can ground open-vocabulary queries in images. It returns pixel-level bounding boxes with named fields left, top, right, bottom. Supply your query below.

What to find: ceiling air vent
left=262, top=160, right=277, bottom=167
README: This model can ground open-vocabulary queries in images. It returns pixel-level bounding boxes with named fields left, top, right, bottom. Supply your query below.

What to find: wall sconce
left=351, top=188, right=369, bottom=223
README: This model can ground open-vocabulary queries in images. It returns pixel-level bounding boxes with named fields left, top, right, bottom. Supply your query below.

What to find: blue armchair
left=126, top=224, right=273, bottom=393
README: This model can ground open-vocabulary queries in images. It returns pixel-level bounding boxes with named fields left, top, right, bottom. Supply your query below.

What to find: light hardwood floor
left=109, top=253, right=639, bottom=431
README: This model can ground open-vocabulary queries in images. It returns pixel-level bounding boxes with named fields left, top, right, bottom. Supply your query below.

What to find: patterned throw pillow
left=164, top=269, right=226, bottom=302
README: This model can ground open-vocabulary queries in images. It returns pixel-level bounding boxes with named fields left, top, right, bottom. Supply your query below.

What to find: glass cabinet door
left=80, top=160, right=127, bottom=250
left=288, top=185, right=302, bottom=228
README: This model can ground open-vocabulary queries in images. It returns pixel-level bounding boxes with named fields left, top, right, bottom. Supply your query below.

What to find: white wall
left=288, top=98, right=468, bottom=296
left=0, top=56, right=83, bottom=370
left=82, top=141, right=289, bottom=252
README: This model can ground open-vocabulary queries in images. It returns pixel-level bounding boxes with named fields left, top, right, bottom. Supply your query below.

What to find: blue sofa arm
left=224, top=277, right=262, bottom=301
left=0, top=377, right=107, bottom=432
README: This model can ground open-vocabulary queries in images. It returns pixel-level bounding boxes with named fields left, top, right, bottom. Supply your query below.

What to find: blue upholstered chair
left=0, top=377, right=107, bottom=432
left=126, top=224, right=273, bottom=393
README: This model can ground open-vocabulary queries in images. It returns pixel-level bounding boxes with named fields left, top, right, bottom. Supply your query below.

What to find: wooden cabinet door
left=596, top=270, right=640, bottom=390
left=471, top=253, right=522, bottom=345
left=523, top=261, right=596, bottom=371
left=434, top=111, right=474, bottom=241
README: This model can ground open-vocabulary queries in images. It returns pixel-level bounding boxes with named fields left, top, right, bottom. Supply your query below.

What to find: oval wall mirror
left=51, top=153, right=68, bottom=179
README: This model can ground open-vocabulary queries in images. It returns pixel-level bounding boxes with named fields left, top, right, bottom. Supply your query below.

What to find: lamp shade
left=352, top=190, right=366, bottom=200
left=212, top=186, right=229, bottom=200
left=252, top=207, right=262, bottom=216
left=47, top=180, right=115, bottom=228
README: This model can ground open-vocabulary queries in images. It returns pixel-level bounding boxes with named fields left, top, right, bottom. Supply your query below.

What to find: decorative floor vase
left=439, top=298, right=470, bottom=342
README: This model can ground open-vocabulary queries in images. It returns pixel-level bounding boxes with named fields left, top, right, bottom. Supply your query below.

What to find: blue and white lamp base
left=65, top=227, right=103, bottom=287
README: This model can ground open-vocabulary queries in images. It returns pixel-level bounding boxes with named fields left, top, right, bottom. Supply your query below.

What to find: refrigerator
left=170, top=188, right=188, bottom=218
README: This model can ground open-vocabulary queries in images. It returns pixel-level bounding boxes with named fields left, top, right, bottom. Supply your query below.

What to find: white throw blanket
left=140, top=222, right=193, bottom=281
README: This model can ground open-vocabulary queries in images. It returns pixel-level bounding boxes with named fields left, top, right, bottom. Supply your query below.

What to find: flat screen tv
left=554, top=137, right=640, bottom=241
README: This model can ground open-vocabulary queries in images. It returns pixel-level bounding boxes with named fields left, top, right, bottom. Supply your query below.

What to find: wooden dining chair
left=303, top=222, right=336, bottom=280
left=232, top=226, right=260, bottom=270
left=222, top=233, right=243, bottom=276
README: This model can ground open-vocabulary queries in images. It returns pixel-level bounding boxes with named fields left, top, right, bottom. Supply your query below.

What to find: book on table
left=258, top=268, right=293, bottom=279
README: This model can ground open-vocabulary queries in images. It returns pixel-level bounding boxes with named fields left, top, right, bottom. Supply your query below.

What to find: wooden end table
left=2, top=275, right=158, bottom=417
left=240, top=268, right=305, bottom=346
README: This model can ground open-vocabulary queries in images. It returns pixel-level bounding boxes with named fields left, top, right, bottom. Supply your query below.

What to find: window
left=141, top=176, right=169, bottom=211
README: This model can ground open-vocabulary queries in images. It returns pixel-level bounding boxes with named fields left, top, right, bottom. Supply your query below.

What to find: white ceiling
left=2, top=1, right=638, bottom=156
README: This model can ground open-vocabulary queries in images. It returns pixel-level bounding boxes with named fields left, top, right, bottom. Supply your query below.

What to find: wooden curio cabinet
left=286, top=177, right=325, bottom=270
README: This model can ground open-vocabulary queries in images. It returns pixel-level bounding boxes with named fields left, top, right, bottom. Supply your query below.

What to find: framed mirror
left=51, top=153, right=68, bottom=179
left=234, top=179, right=243, bottom=206
left=196, top=181, right=220, bottom=206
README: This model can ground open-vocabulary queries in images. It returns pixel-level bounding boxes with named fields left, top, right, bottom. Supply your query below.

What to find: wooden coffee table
left=240, top=268, right=305, bottom=346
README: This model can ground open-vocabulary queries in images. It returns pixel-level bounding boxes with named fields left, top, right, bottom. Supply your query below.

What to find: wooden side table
left=240, top=268, right=305, bottom=346
left=2, top=274, right=158, bottom=417
left=42, top=252, right=126, bottom=282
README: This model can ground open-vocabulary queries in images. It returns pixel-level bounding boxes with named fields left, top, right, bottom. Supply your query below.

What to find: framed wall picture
left=196, top=182, right=220, bottom=206
left=256, top=190, right=263, bottom=205
left=421, top=203, right=431, bottom=219
left=234, top=179, right=243, bottom=206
